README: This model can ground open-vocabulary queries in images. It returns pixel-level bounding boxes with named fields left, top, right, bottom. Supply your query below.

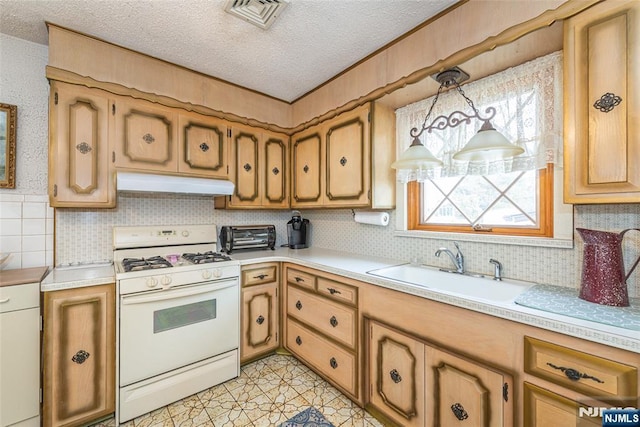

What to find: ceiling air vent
left=224, top=0, right=289, bottom=30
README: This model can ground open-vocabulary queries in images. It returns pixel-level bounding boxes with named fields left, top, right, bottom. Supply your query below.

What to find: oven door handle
left=120, top=280, right=237, bottom=305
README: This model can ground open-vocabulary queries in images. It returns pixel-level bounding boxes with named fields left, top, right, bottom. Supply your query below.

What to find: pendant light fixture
left=391, top=67, right=524, bottom=181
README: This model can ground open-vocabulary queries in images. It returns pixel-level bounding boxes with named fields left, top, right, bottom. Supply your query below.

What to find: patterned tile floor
left=93, top=353, right=383, bottom=427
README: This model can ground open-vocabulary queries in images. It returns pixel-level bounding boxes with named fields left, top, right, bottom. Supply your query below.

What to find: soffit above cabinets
left=0, top=0, right=459, bottom=102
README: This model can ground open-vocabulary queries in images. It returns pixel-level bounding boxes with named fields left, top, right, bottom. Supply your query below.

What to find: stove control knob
left=202, top=270, right=213, bottom=280
left=213, top=268, right=222, bottom=278
left=161, top=275, right=172, bottom=286
left=146, top=277, right=159, bottom=288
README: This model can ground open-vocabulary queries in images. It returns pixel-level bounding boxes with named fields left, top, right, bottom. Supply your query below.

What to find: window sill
left=393, top=229, right=574, bottom=249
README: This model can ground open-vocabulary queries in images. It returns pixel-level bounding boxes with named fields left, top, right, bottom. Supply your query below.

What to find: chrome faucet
left=435, top=242, right=464, bottom=274
left=489, top=258, right=503, bottom=281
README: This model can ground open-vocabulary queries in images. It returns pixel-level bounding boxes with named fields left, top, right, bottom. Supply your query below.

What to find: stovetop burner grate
left=122, top=256, right=173, bottom=272
left=182, top=251, right=232, bottom=264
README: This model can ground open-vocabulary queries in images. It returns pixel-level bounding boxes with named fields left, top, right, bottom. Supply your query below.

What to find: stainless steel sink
left=367, top=263, right=534, bottom=302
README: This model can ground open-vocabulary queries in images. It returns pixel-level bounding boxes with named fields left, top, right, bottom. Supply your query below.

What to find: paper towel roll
left=354, top=211, right=389, bottom=226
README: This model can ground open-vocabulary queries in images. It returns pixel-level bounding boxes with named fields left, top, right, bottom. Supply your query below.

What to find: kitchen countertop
left=39, top=248, right=640, bottom=353
left=40, top=263, right=115, bottom=291
left=0, top=266, right=49, bottom=287
left=231, top=247, right=640, bottom=353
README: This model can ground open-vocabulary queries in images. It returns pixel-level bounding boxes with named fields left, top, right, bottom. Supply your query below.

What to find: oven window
left=153, top=299, right=217, bottom=333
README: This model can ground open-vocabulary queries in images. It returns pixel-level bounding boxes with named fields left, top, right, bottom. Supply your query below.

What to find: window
left=396, top=52, right=562, bottom=238
left=408, top=165, right=553, bottom=236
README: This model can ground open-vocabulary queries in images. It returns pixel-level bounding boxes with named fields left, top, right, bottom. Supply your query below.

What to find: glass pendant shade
left=391, top=137, right=443, bottom=169
left=453, top=120, right=524, bottom=162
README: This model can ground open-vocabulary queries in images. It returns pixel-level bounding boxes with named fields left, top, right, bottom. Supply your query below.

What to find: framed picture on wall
left=0, top=103, right=17, bottom=188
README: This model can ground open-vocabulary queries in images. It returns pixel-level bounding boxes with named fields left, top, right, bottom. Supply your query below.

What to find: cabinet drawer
left=524, top=336, right=637, bottom=406
left=287, top=318, right=356, bottom=396
left=286, top=268, right=315, bottom=290
left=242, top=264, right=278, bottom=287
left=0, top=282, right=40, bottom=313
left=287, top=286, right=356, bottom=348
left=523, top=382, right=602, bottom=427
left=317, top=277, right=357, bottom=306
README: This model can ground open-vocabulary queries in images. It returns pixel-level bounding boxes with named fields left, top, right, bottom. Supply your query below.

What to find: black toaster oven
left=218, top=225, right=276, bottom=253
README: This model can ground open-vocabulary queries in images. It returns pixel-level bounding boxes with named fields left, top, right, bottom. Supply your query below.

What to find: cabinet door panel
left=369, top=320, right=425, bottom=427
left=264, top=135, right=288, bottom=208
left=50, top=82, right=114, bottom=207
left=179, top=114, right=227, bottom=178
left=325, top=106, right=370, bottom=206
left=426, top=346, right=512, bottom=427
left=241, top=283, right=279, bottom=363
left=114, top=100, right=177, bottom=172
left=230, top=127, right=261, bottom=206
left=292, top=129, right=323, bottom=207
left=43, top=284, right=115, bottom=427
left=564, top=0, right=640, bottom=202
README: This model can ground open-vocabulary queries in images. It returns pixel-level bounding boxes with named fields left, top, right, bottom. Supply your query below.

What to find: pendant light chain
left=411, top=83, right=447, bottom=138
left=454, top=81, right=481, bottom=117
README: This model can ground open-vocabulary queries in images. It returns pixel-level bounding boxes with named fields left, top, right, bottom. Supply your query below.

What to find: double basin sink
left=367, top=263, right=534, bottom=303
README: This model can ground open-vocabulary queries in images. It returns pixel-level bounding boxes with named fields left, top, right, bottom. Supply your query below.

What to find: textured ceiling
left=0, top=0, right=458, bottom=102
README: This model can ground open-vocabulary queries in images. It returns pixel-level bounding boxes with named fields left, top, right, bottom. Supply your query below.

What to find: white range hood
left=117, top=172, right=235, bottom=196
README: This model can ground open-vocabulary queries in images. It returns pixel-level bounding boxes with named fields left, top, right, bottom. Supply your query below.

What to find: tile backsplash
left=0, top=194, right=54, bottom=269
left=54, top=193, right=640, bottom=298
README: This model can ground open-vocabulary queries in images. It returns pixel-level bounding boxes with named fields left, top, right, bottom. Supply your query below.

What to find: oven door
left=119, top=278, right=239, bottom=386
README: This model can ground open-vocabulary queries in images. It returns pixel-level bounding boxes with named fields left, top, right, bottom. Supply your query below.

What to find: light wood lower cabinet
left=283, top=263, right=360, bottom=402
left=367, top=319, right=513, bottom=427
left=523, top=382, right=602, bottom=427
left=240, top=263, right=279, bottom=364
left=369, top=319, right=425, bottom=427
left=522, top=336, right=637, bottom=427
left=42, top=284, right=115, bottom=427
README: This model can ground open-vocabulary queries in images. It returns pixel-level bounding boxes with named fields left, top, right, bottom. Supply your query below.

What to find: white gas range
left=113, top=225, right=240, bottom=424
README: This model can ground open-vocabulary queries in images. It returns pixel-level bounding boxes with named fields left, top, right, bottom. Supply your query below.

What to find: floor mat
left=278, top=406, right=336, bottom=427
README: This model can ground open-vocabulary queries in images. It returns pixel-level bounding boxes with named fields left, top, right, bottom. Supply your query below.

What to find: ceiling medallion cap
left=433, top=67, right=470, bottom=87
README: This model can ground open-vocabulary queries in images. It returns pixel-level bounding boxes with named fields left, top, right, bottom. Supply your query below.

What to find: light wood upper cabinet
left=291, top=126, right=323, bottom=207
left=291, top=102, right=395, bottom=209
left=42, top=283, right=116, bottom=427
left=49, top=81, right=115, bottom=208
left=113, top=98, right=178, bottom=172
left=263, top=133, right=289, bottom=208
left=325, top=106, right=370, bottom=206
left=564, top=0, right=640, bottom=203
left=178, top=112, right=228, bottom=178
left=224, top=125, right=289, bottom=209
